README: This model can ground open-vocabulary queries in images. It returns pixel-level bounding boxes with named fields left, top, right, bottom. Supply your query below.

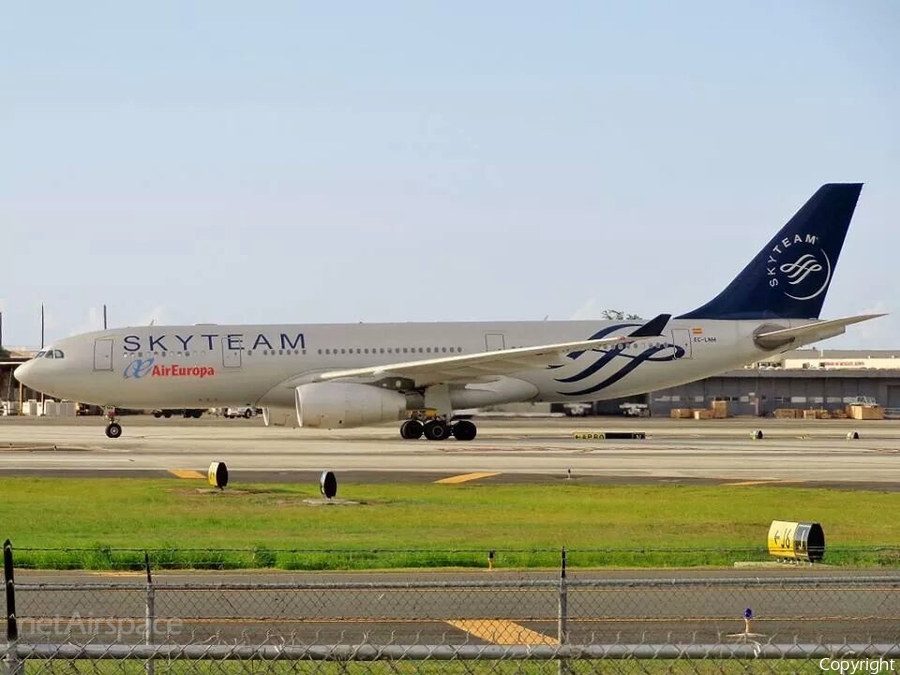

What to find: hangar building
left=544, top=349, right=900, bottom=419
left=639, top=349, right=900, bottom=418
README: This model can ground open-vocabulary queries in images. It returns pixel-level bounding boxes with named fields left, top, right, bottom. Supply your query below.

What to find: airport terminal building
left=0, top=350, right=42, bottom=414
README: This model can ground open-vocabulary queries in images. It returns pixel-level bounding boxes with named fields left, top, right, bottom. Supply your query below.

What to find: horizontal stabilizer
left=754, top=313, right=886, bottom=350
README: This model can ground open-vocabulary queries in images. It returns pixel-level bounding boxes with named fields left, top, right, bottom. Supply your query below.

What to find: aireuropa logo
left=123, top=357, right=216, bottom=380
left=766, top=232, right=833, bottom=301
left=123, top=358, right=155, bottom=379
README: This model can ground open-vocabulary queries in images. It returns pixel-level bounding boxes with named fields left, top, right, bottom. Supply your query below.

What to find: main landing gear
left=399, top=418, right=477, bottom=441
left=104, top=408, right=122, bottom=439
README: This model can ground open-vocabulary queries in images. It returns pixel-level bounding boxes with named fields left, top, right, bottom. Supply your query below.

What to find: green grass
left=2, top=477, right=899, bottom=570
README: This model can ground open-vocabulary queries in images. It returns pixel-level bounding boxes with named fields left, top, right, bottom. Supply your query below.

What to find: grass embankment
left=2, top=478, right=898, bottom=570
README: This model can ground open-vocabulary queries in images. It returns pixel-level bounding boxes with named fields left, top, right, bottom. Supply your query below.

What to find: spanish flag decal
left=692, top=327, right=703, bottom=335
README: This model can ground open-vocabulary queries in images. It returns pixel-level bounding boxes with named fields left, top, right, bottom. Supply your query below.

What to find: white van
left=225, top=407, right=258, bottom=419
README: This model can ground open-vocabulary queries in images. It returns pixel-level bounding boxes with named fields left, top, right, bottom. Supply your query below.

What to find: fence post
left=3, top=540, right=22, bottom=675
left=557, top=546, right=569, bottom=675
left=144, top=552, right=155, bottom=675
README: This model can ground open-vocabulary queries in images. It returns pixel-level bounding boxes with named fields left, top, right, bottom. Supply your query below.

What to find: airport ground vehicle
left=562, top=402, right=593, bottom=416
left=224, top=406, right=260, bottom=418
left=152, top=408, right=205, bottom=419
left=619, top=402, right=650, bottom=416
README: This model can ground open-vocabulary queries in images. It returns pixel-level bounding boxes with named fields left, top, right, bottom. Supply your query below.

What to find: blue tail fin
left=677, top=183, right=863, bottom=320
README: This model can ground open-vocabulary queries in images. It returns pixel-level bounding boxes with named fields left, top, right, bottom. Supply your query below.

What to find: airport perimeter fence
left=5, top=542, right=900, bottom=673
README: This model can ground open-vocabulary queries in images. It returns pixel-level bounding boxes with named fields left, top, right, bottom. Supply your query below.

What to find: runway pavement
left=1, top=415, right=899, bottom=488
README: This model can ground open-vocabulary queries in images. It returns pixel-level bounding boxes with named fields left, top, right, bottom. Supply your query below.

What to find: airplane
left=15, top=183, right=884, bottom=441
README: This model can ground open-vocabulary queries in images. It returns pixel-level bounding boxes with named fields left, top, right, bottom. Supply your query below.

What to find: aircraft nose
left=14, top=361, right=36, bottom=388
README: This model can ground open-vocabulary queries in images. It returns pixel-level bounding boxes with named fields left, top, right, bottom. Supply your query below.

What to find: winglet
left=627, top=314, right=671, bottom=338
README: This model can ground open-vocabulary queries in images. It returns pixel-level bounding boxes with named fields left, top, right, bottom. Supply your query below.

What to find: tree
left=601, top=309, right=643, bottom=320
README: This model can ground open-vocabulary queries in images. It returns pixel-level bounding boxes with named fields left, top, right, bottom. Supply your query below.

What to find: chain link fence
left=5, top=541, right=900, bottom=673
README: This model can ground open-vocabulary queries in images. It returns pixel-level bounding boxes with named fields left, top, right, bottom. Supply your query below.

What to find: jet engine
left=294, top=382, right=407, bottom=429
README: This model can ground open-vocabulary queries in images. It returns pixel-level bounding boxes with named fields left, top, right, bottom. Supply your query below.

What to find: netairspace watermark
left=819, top=659, right=897, bottom=674
left=19, top=613, right=183, bottom=637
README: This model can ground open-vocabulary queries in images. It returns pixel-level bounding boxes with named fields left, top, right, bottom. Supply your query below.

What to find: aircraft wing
left=754, top=313, right=886, bottom=350
left=313, top=314, right=671, bottom=387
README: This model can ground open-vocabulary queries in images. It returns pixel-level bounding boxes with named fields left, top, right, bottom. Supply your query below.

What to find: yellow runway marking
left=727, top=479, right=807, bottom=487
left=85, top=572, right=144, bottom=577
left=435, top=472, right=500, bottom=484
left=169, top=469, right=205, bottom=479
left=447, top=620, right=558, bottom=645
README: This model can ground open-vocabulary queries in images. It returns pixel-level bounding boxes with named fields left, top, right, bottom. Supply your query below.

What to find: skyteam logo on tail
left=767, top=233, right=832, bottom=301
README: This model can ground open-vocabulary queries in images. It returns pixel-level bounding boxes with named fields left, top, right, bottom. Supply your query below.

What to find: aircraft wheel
left=105, top=422, right=122, bottom=439
left=243, top=409, right=252, bottom=418
left=153, top=411, right=162, bottom=418
left=423, top=420, right=449, bottom=441
left=400, top=419, right=423, bottom=439
left=452, top=420, right=477, bottom=441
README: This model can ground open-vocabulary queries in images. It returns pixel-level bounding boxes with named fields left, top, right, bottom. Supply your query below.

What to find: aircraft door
left=93, top=338, right=114, bottom=371
left=221, top=337, right=242, bottom=368
left=484, top=333, right=506, bottom=351
left=670, top=329, right=693, bottom=359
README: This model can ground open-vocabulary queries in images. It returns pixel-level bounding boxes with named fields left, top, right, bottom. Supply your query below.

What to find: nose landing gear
left=104, top=408, right=122, bottom=439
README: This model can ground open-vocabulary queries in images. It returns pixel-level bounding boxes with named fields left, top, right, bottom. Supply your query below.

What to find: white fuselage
left=17, top=317, right=808, bottom=412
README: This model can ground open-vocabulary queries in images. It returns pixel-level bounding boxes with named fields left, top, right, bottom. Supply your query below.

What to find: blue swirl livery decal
left=551, top=323, right=684, bottom=396
left=124, top=358, right=156, bottom=379
left=546, top=323, right=642, bottom=370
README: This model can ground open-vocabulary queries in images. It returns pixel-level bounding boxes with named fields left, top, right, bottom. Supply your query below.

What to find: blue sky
left=2, top=1, right=898, bottom=349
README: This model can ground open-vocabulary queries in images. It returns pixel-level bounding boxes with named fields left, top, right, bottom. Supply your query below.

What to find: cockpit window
left=35, top=351, right=45, bottom=358
left=45, top=351, right=55, bottom=358
left=53, top=350, right=65, bottom=359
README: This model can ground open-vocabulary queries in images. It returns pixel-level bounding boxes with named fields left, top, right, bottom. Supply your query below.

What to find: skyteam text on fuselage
left=15, top=183, right=884, bottom=441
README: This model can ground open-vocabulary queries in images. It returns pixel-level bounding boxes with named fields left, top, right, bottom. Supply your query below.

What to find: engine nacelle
left=262, top=406, right=298, bottom=428
left=294, top=382, right=407, bottom=429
